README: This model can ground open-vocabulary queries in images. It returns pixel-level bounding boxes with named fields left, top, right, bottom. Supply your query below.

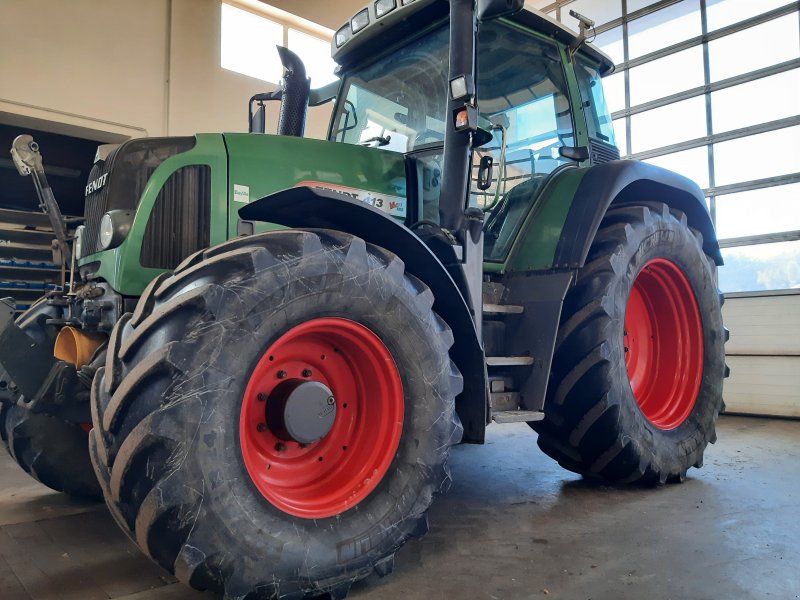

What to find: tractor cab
left=328, top=0, right=618, bottom=264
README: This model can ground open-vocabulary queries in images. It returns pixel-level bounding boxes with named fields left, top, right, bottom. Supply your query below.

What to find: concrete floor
left=0, top=415, right=798, bottom=600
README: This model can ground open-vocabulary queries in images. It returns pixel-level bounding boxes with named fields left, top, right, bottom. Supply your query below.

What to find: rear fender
left=554, top=160, right=723, bottom=268
left=240, top=187, right=488, bottom=443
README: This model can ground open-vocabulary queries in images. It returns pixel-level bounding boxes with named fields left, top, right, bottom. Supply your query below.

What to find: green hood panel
left=223, top=134, right=409, bottom=236
left=78, top=134, right=409, bottom=297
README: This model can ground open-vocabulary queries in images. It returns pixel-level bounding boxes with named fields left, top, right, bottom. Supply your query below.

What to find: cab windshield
left=330, top=25, right=449, bottom=153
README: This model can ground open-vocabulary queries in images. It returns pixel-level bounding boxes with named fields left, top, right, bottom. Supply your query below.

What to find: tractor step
left=483, top=303, right=524, bottom=316
left=489, top=391, right=519, bottom=411
left=486, top=356, right=534, bottom=367
left=491, top=410, right=545, bottom=423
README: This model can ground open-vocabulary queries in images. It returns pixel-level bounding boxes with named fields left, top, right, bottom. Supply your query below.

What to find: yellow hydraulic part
left=54, top=326, right=105, bottom=368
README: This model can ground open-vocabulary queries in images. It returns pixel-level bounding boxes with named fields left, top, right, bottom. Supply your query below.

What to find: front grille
left=140, top=165, right=212, bottom=269
left=81, top=137, right=196, bottom=256
left=589, top=138, right=621, bottom=165
left=83, top=151, right=119, bottom=256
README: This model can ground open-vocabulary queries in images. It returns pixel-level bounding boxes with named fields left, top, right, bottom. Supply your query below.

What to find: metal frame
left=539, top=0, right=800, bottom=292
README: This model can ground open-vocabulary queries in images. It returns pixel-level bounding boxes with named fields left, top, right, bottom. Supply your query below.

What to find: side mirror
left=249, top=104, right=266, bottom=134
left=477, top=0, right=524, bottom=21
left=559, top=145, right=590, bottom=162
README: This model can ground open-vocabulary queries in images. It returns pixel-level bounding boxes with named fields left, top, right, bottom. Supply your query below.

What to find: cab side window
left=475, top=22, right=574, bottom=260
left=574, top=57, right=620, bottom=160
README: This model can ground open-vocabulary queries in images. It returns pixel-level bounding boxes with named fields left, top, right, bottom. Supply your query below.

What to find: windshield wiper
left=360, top=135, right=392, bottom=147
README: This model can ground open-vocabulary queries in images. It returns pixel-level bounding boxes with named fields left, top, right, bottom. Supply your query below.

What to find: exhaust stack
left=276, top=46, right=311, bottom=137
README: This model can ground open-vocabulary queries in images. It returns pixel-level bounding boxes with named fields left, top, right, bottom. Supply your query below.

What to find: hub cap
left=624, top=259, right=704, bottom=430
left=239, top=318, right=404, bottom=519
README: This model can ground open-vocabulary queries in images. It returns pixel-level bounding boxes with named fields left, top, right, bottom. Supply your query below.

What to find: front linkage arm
left=10, top=134, right=71, bottom=264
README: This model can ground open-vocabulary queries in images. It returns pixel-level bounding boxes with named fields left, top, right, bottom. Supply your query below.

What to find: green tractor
left=1, top=0, right=727, bottom=597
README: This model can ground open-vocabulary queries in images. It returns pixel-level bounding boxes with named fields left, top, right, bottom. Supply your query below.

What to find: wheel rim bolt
left=257, top=393, right=267, bottom=402
left=302, top=369, right=312, bottom=378
left=277, top=370, right=287, bottom=379
left=257, top=422, right=267, bottom=432
left=275, top=442, right=286, bottom=452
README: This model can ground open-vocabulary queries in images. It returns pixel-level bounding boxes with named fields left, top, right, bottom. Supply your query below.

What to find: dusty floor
left=0, top=415, right=798, bottom=600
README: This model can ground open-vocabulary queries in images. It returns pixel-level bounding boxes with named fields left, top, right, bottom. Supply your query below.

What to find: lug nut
left=257, top=423, right=267, bottom=432
left=257, top=393, right=267, bottom=402
left=327, top=396, right=335, bottom=406
left=302, top=369, right=312, bottom=378
left=277, top=370, right=287, bottom=379
left=275, top=442, right=286, bottom=452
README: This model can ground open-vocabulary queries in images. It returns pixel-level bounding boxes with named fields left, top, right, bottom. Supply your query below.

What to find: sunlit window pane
left=629, top=46, right=704, bottom=105
left=643, top=146, right=709, bottom=189
left=631, top=96, right=706, bottom=153
left=708, top=15, right=800, bottom=82
left=706, top=0, right=792, bottom=32
left=593, top=26, right=624, bottom=65
left=627, top=0, right=658, bottom=13
left=562, top=0, right=621, bottom=31
left=719, top=240, right=800, bottom=293
left=716, top=183, right=800, bottom=239
left=613, top=118, right=628, bottom=155
left=714, top=125, right=800, bottom=186
left=221, top=4, right=284, bottom=83
left=712, top=70, right=800, bottom=134
left=288, top=29, right=338, bottom=87
left=602, top=71, right=626, bottom=113
left=627, top=0, right=701, bottom=59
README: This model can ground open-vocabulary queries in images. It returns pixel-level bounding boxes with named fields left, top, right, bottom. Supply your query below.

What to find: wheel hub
left=239, top=317, right=404, bottom=519
left=266, top=379, right=336, bottom=444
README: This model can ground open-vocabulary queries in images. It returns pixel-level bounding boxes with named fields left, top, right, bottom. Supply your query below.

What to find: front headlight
left=98, top=210, right=134, bottom=251
left=74, top=225, right=85, bottom=259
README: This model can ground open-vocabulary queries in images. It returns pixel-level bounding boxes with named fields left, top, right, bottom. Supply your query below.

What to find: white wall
left=722, top=293, right=800, bottom=417
left=0, top=0, right=170, bottom=141
left=0, top=0, right=333, bottom=141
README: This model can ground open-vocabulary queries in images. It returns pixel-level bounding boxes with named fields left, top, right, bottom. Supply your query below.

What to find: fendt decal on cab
left=295, top=180, right=407, bottom=218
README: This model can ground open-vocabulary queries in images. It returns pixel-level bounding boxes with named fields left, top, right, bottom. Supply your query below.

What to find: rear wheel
left=90, top=229, right=463, bottom=599
left=0, top=299, right=102, bottom=500
left=534, top=203, right=727, bottom=483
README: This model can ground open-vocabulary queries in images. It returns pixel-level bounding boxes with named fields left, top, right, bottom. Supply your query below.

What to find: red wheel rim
left=239, top=318, right=404, bottom=519
left=624, top=259, right=704, bottom=430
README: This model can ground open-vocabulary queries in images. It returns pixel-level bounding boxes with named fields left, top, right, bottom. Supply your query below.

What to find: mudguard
left=240, top=186, right=488, bottom=443
left=555, top=160, right=723, bottom=269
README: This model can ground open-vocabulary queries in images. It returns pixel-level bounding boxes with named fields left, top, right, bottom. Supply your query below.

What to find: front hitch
left=0, top=298, right=86, bottom=422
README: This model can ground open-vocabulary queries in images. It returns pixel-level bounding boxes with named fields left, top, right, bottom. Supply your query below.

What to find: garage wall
left=0, top=0, right=333, bottom=141
left=0, top=0, right=169, bottom=141
left=722, top=293, right=800, bottom=417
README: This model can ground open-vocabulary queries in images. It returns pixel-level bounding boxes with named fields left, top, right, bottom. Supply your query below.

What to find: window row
left=530, top=0, right=794, bottom=53
left=598, top=14, right=799, bottom=108
left=220, top=3, right=337, bottom=87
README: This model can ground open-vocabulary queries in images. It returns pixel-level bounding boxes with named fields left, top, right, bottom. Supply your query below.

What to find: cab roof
left=332, top=0, right=615, bottom=75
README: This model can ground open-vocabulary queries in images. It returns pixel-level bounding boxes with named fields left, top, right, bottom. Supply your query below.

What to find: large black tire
left=534, top=203, right=727, bottom=484
left=0, top=299, right=103, bottom=500
left=90, top=229, right=463, bottom=599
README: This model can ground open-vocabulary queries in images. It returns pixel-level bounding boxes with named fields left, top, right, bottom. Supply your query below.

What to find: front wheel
left=535, top=202, right=727, bottom=483
left=90, top=230, right=463, bottom=599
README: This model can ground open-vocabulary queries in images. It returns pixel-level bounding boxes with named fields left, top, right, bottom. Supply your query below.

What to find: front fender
left=240, top=187, right=488, bottom=443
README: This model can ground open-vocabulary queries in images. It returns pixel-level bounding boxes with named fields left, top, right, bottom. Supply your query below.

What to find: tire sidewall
left=608, top=211, right=725, bottom=471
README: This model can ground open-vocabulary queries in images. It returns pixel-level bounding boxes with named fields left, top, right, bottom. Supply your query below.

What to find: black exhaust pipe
left=276, top=46, right=311, bottom=137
